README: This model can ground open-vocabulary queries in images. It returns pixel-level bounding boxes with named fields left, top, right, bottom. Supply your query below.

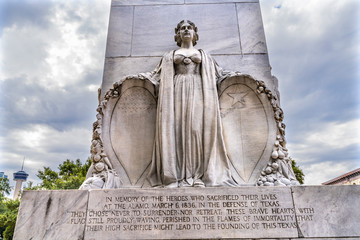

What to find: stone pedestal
left=14, top=186, right=360, bottom=239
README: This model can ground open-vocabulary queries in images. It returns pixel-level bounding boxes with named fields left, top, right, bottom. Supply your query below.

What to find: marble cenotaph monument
left=14, top=1, right=360, bottom=239
left=80, top=1, right=299, bottom=190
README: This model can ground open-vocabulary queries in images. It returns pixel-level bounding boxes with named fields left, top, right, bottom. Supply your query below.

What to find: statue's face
left=179, top=22, right=194, bottom=42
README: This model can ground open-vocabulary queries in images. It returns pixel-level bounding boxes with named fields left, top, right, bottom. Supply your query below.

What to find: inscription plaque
left=83, top=188, right=301, bottom=239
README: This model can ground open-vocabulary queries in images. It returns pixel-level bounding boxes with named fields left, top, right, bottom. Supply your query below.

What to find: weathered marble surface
left=131, top=4, right=241, bottom=56
left=112, top=0, right=184, bottom=6
left=292, top=186, right=360, bottom=238
left=214, top=54, right=274, bottom=92
left=292, top=239, right=360, bottom=240
left=186, top=0, right=259, bottom=3
left=101, top=56, right=161, bottom=96
left=105, top=6, right=133, bottom=57
left=236, top=3, right=267, bottom=54
left=14, top=190, right=88, bottom=240
left=14, top=186, right=360, bottom=239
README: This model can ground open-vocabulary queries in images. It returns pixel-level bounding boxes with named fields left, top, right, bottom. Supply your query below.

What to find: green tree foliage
left=291, top=158, right=305, bottom=184
left=29, top=158, right=91, bottom=190
left=0, top=177, right=11, bottom=197
left=0, top=176, right=16, bottom=239
left=0, top=198, right=20, bottom=240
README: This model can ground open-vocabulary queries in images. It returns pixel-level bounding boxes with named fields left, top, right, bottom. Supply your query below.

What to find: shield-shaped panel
left=102, top=79, right=156, bottom=187
left=219, top=75, right=277, bottom=185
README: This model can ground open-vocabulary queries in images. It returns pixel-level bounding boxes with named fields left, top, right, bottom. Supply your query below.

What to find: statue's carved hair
left=174, top=20, right=199, bottom=47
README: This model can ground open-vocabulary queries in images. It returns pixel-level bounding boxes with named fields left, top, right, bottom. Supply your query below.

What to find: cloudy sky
left=0, top=0, right=359, bottom=195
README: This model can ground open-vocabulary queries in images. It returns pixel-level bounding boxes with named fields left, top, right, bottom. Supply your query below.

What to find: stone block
left=186, top=0, right=258, bottom=3
left=14, top=190, right=89, bottom=240
left=236, top=3, right=267, bottom=54
left=112, top=0, right=184, bottom=6
left=291, top=185, right=360, bottom=238
left=105, top=6, right=133, bottom=57
left=213, top=54, right=275, bottom=94
left=106, top=2, right=269, bottom=57
left=101, top=56, right=161, bottom=97
left=213, top=54, right=271, bottom=80
left=291, top=239, right=360, bottom=240
left=131, top=4, right=241, bottom=56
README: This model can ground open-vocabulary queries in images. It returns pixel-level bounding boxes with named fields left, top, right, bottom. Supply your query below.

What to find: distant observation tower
left=13, top=159, right=28, bottom=199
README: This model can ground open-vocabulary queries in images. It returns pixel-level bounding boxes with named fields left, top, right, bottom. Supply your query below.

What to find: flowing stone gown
left=147, top=50, right=237, bottom=187
left=174, top=52, right=204, bottom=187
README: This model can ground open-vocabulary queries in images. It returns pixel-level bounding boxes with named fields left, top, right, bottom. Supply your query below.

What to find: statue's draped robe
left=147, top=50, right=236, bottom=187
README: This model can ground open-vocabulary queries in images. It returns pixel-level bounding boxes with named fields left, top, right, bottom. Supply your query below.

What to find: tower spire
left=13, top=158, right=28, bottom=199
left=21, top=157, right=25, bottom=171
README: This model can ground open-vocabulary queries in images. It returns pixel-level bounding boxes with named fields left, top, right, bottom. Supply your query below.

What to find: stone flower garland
left=255, top=81, right=299, bottom=186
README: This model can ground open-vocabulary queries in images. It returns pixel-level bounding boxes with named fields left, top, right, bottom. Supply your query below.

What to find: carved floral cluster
left=255, top=81, right=299, bottom=186
left=89, top=107, right=110, bottom=181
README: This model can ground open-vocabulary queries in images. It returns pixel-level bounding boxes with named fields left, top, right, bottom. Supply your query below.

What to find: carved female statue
left=146, top=20, right=237, bottom=188
left=80, top=20, right=300, bottom=190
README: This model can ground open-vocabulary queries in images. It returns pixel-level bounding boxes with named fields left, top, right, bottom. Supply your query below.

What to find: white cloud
left=305, top=120, right=360, bottom=149
left=87, top=84, right=100, bottom=92
left=0, top=124, right=92, bottom=187
left=0, top=0, right=111, bottom=194
left=0, top=0, right=110, bottom=130
left=303, top=160, right=356, bottom=185
left=261, top=0, right=360, bottom=184
left=261, top=0, right=360, bottom=84
left=287, top=119, right=360, bottom=184
left=44, top=1, right=109, bottom=89
left=0, top=23, right=56, bottom=82
left=0, top=0, right=110, bottom=91
left=4, top=124, right=91, bottom=153
left=288, top=119, right=360, bottom=158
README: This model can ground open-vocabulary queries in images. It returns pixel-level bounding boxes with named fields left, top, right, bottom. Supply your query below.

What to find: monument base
left=14, top=186, right=360, bottom=239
